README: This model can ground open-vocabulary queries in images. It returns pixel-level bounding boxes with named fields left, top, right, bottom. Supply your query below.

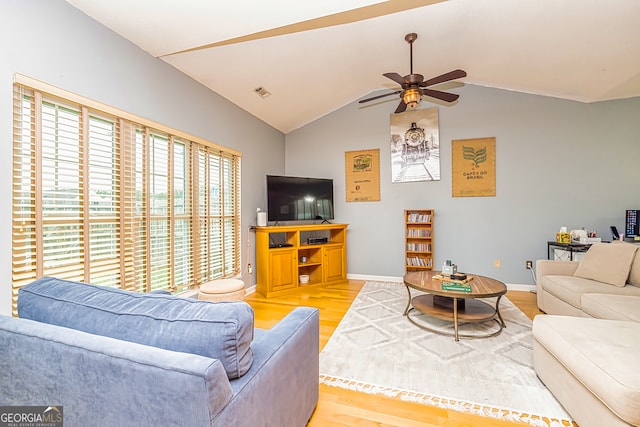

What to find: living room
left=2, top=1, right=639, bottom=311
left=1, top=1, right=639, bottom=426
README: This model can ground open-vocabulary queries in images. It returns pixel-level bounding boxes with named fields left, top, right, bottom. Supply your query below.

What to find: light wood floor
left=245, top=280, right=572, bottom=427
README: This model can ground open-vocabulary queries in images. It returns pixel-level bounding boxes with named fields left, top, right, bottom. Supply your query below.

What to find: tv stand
left=255, top=223, right=348, bottom=298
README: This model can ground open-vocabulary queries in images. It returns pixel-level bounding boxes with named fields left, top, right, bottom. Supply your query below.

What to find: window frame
left=11, top=74, right=242, bottom=315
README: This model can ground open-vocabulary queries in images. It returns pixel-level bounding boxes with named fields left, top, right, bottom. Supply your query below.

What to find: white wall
left=285, top=85, right=640, bottom=285
left=0, top=0, right=285, bottom=315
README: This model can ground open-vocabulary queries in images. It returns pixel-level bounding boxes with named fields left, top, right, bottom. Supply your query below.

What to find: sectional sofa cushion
left=573, top=243, right=638, bottom=287
left=533, top=315, right=640, bottom=426
left=628, top=246, right=640, bottom=287
left=18, top=277, right=254, bottom=379
left=541, top=275, right=614, bottom=309
left=581, top=294, right=640, bottom=322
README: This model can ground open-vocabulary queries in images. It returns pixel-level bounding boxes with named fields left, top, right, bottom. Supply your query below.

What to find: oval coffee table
left=403, top=270, right=507, bottom=341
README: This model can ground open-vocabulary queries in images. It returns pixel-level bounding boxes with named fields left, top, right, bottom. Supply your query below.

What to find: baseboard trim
left=347, top=273, right=536, bottom=292
left=507, top=283, right=537, bottom=292
left=347, top=273, right=403, bottom=283
left=241, top=276, right=535, bottom=297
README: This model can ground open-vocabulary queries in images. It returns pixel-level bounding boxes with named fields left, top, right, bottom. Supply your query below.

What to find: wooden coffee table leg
left=453, top=297, right=459, bottom=341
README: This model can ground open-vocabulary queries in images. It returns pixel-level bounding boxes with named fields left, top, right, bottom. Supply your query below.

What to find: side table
left=547, top=241, right=592, bottom=261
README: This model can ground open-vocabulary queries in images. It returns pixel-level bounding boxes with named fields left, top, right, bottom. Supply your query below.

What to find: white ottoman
left=198, top=278, right=245, bottom=302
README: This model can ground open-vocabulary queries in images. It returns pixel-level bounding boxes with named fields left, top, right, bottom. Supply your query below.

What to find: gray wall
left=285, top=85, right=640, bottom=285
left=0, top=0, right=285, bottom=315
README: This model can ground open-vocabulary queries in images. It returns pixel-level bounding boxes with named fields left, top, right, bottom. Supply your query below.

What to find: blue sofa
left=0, top=277, right=319, bottom=427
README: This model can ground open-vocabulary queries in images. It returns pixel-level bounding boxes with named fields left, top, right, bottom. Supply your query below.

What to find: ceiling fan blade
left=359, top=90, right=402, bottom=104
left=420, top=69, right=467, bottom=88
left=383, top=72, right=408, bottom=86
left=394, top=100, right=407, bottom=114
left=421, top=88, right=460, bottom=103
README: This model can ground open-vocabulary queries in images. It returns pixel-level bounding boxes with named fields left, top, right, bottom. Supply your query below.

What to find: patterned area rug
left=319, top=281, right=573, bottom=427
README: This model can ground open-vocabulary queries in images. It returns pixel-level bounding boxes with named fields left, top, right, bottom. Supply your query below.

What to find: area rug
left=319, top=281, right=574, bottom=427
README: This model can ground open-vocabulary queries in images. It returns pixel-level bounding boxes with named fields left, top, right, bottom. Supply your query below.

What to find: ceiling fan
left=359, top=33, right=467, bottom=113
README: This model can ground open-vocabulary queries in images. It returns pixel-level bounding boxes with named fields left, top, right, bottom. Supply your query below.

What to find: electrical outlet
left=494, top=259, right=501, bottom=268
left=526, top=260, right=533, bottom=270
left=247, top=264, right=253, bottom=274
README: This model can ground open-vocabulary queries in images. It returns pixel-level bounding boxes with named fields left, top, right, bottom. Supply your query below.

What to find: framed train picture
left=390, top=108, right=440, bottom=183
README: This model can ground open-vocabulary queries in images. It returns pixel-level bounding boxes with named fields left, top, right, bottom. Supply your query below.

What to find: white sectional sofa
left=533, top=242, right=640, bottom=427
left=536, top=242, right=640, bottom=317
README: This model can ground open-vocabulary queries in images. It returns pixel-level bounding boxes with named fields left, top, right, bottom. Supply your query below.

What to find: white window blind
left=11, top=78, right=241, bottom=315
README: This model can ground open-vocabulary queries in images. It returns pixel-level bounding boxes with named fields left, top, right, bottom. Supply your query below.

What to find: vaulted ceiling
left=66, top=0, right=640, bottom=133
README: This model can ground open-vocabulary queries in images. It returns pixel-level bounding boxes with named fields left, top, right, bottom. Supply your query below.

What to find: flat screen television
left=267, top=175, right=334, bottom=222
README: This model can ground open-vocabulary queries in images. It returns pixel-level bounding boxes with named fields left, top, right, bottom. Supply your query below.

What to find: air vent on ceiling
left=254, top=86, right=271, bottom=98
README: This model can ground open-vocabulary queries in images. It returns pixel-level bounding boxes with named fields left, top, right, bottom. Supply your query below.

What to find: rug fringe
left=319, top=374, right=575, bottom=427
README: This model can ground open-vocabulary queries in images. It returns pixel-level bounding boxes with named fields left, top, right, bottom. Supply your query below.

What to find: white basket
left=299, top=274, right=310, bottom=284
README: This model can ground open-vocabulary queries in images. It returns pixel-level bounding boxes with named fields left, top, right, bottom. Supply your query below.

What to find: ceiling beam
left=161, top=0, right=445, bottom=57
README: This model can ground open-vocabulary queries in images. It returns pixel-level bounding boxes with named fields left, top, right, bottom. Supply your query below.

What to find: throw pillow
left=18, top=277, right=254, bottom=379
left=573, top=242, right=638, bottom=287
left=627, top=245, right=640, bottom=287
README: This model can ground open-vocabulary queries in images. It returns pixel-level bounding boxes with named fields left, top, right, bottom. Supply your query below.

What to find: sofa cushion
left=533, top=315, right=640, bottom=425
left=18, top=277, right=254, bottom=379
left=581, top=294, right=640, bottom=322
left=541, top=274, right=640, bottom=310
left=541, top=275, right=606, bottom=310
left=628, top=247, right=640, bottom=287
left=573, top=242, right=638, bottom=287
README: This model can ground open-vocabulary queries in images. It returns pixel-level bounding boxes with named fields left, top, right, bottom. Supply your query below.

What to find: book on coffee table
left=440, top=281, right=473, bottom=292
left=433, top=274, right=474, bottom=284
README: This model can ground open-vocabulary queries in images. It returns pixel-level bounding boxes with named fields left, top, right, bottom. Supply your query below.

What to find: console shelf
left=255, top=223, right=348, bottom=298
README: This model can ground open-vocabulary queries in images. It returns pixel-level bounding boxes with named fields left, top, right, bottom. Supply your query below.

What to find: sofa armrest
left=0, top=315, right=232, bottom=427
left=213, top=306, right=319, bottom=427
left=535, top=260, right=580, bottom=312
left=536, top=259, right=579, bottom=280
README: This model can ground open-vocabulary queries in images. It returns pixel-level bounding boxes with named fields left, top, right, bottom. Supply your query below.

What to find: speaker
left=257, top=211, right=267, bottom=227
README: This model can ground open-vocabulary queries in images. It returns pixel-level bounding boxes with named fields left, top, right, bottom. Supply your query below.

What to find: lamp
left=403, top=88, right=421, bottom=109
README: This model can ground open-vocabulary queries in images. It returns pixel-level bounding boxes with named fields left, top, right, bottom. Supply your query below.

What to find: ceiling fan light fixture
left=403, top=88, right=421, bottom=109
left=359, top=33, right=466, bottom=113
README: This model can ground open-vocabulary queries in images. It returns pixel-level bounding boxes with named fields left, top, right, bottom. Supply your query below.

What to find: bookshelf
left=405, top=209, right=433, bottom=272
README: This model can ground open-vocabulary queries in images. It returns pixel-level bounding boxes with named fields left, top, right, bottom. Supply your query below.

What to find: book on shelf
left=406, top=256, right=433, bottom=267
left=407, top=213, right=432, bottom=223
left=406, top=229, right=432, bottom=238
left=406, top=242, right=432, bottom=252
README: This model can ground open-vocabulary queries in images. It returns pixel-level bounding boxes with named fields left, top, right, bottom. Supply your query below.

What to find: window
left=11, top=76, right=241, bottom=315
